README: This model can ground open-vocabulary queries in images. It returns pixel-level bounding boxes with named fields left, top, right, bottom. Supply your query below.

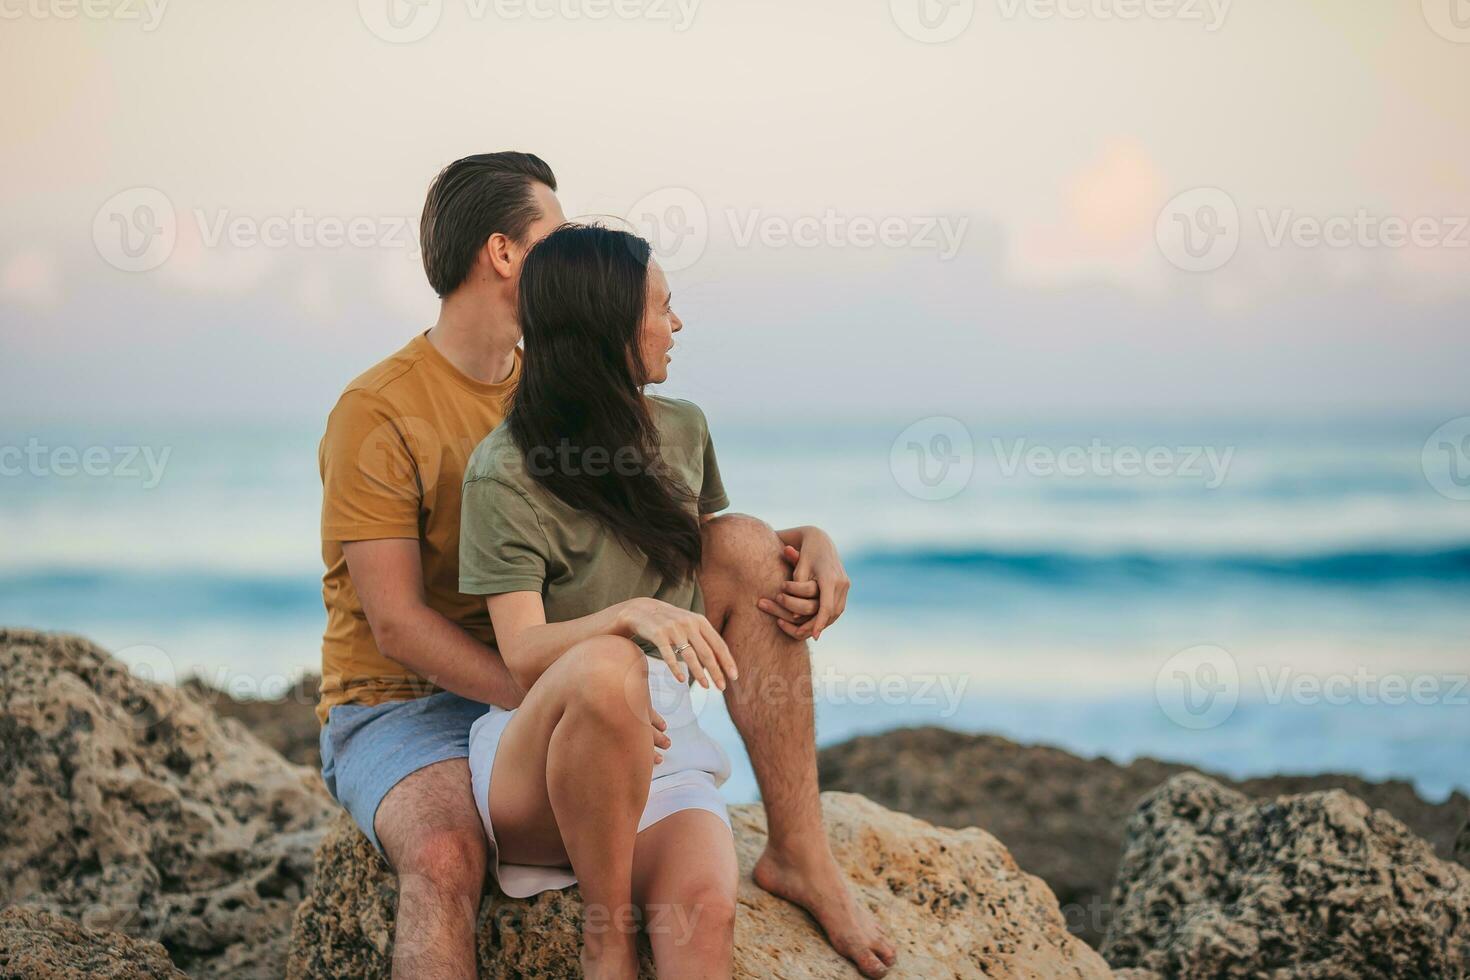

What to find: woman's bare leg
left=632, top=809, right=738, bottom=980
left=484, top=636, right=655, bottom=980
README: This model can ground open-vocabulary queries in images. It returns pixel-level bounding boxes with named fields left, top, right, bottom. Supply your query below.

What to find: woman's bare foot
left=753, top=840, right=897, bottom=978
left=581, top=934, right=640, bottom=980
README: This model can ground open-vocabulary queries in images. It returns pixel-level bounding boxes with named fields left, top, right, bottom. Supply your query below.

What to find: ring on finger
left=672, top=641, right=692, bottom=654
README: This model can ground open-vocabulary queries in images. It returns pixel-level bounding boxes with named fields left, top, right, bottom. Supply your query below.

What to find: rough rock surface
left=1457, top=818, right=1470, bottom=868
left=288, top=791, right=1116, bottom=979
left=0, top=905, right=187, bottom=979
left=181, top=673, right=322, bottom=768
left=1101, top=772, right=1470, bottom=979
left=817, top=727, right=1470, bottom=947
left=0, top=629, right=337, bottom=978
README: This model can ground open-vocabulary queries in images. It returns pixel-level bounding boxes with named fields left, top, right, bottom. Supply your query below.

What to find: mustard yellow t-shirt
left=316, top=333, right=520, bottom=724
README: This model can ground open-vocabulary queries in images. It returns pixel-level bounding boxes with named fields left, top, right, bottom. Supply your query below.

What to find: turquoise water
left=3, top=416, right=1467, bottom=801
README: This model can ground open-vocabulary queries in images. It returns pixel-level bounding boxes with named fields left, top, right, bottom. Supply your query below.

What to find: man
left=317, top=152, right=896, bottom=978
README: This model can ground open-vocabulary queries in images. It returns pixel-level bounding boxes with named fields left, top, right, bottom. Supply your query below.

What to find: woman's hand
left=615, top=597, right=738, bottom=691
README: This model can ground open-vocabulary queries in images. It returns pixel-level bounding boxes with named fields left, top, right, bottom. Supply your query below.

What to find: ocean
left=4, top=414, right=1468, bottom=804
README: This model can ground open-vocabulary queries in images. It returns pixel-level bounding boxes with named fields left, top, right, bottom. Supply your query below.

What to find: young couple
left=316, top=152, right=896, bottom=979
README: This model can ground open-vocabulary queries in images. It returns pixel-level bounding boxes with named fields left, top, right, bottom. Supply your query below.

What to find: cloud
left=1003, top=139, right=1166, bottom=292
left=0, top=247, right=62, bottom=312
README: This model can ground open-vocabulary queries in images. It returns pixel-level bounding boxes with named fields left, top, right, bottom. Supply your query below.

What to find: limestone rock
left=1101, top=772, right=1470, bottom=979
left=0, top=905, right=186, bottom=979
left=288, top=792, right=1116, bottom=979
left=0, top=629, right=337, bottom=978
left=817, top=726, right=1469, bottom=948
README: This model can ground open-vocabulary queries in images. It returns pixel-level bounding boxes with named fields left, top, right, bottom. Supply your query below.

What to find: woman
left=459, top=223, right=739, bottom=979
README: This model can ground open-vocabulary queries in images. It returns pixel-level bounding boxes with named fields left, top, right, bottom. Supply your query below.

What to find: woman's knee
left=663, top=879, right=737, bottom=940
left=559, top=635, right=650, bottom=725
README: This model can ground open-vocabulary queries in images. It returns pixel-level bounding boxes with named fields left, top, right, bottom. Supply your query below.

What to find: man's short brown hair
left=419, top=152, right=557, bottom=297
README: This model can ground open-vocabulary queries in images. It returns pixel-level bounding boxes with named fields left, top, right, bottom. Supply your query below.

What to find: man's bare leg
left=375, top=759, right=487, bottom=980
left=700, top=514, right=898, bottom=978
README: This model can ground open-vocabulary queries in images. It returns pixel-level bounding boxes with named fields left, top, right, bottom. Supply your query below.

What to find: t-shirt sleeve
left=460, top=476, right=550, bottom=595
left=698, top=413, right=729, bottom=515
left=320, top=389, right=423, bottom=542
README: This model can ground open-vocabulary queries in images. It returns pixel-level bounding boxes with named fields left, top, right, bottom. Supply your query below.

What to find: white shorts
left=467, top=657, right=732, bottom=898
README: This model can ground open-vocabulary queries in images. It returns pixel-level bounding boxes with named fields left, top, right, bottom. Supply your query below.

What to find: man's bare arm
left=343, top=538, right=525, bottom=708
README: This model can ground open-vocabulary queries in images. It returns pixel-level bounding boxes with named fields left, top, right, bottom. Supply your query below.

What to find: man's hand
left=651, top=707, right=671, bottom=765
left=758, top=526, right=851, bottom=641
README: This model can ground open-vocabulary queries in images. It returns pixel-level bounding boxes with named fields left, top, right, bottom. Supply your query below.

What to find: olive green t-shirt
left=459, top=397, right=729, bottom=634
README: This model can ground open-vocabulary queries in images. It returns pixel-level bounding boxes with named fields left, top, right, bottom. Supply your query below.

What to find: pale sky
left=2, top=0, right=1467, bottom=425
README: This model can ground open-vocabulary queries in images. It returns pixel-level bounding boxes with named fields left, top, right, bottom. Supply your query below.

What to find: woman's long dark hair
left=509, top=223, right=701, bottom=582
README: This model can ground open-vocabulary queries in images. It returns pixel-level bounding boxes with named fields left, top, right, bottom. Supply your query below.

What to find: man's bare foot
left=754, top=840, right=897, bottom=978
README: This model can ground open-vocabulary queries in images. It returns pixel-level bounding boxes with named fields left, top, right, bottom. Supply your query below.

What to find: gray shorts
left=319, top=691, right=491, bottom=855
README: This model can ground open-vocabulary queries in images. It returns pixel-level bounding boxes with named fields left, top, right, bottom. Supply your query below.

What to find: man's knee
left=397, top=824, right=487, bottom=894
left=700, top=513, right=785, bottom=593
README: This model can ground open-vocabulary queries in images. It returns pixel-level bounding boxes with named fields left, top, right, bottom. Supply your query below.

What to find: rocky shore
left=2, top=628, right=1466, bottom=978
left=817, top=726, right=1470, bottom=949
left=0, top=630, right=335, bottom=978
left=287, top=795, right=1113, bottom=979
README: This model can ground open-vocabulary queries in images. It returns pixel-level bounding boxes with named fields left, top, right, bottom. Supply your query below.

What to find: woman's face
left=637, top=260, right=682, bottom=385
